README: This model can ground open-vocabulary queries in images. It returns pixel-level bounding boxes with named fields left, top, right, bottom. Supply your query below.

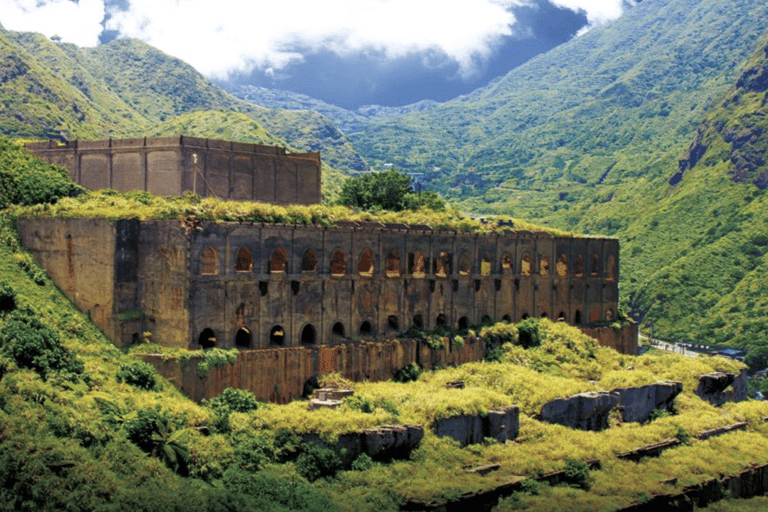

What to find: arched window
left=301, top=249, right=317, bottom=272
left=359, top=321, right=373, bottom=335
left=521, top=254, right=531, bottom=277
left=521, top=313, right=530, bottom=320
left=589, top=307, right=600, bottom=322
left=331, top=322, right=345, bottom=339
left=557, top=311, right=567, bottom=322
left=331, top=250, right=346, bottom=277
left=386, top=250, right=401, bottom=277
left=198, top=328, right=216, bottom=349
left=556, top=254, right=568, bottom=277
left=235, top=327, right=252, bottom=348
left=541, top=312, right=548, bottom=318
left=200, top=246, right=218, bottom=275
left=481, top=315, right=492, bottom=325
left=459, top=253, right=471, bottom=276
left=457, top=316, right=470, bottom=331
left=540, top=255, right=550, bottom=276
left=435, top=251, right=451, bottom=278
left=410, top=251, right=426, bottom=278
left=235, top=247, right=253, bottom=272
left=606, top=309, right=615, bottom=321
left=591, top=253, right=600, bottom=276
left=574, top=254, right=584, bottom=277
left=301, top=324, right=317, bottom=344
left=387, top=315, right=399, bottom=333
left=358, top=249, right=374, bottom=277
left=502, top=314, right=512, bottom=323
left=574, top=310, right=582, bottom=325
left=481, top=254, right=492, bottom=276
left=413, top=314, right=424, bottom=329
left=501, top=253, right=513, bottom=273
left=606, top=254, right=616, bottom=281
left=270, top=248, right=287, bottom=273
left=270, top=325, right=285, bottom=345
left=436, top=314, right=447, bottom=326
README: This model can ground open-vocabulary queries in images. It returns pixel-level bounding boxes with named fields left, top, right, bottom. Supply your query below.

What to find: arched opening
left=606, top=309, right=615, bottom=321
left=556, top=254, right=568, bottom=277
left=200, top=246, right=218, bottom=275
left=386, top=250, right=401, bottom=277
left=301, top=249, right=317, bottom=272
left=575, top=254, right=584, bottom=277
left=409, top=251, right=426, bottom=278
left=457, top=316, right=470, bottom=331
left=501, top=253, right=513, bottom=273
left=521, top=254, right=531, bottom=276
left=591, top=253, right=600, bottom=276
left=270, top=248, right=287, bottom=273
left=481, top=315, right=492, bottom=326
left=301, top=324, right=317, bottom=344
left=235, top=247, right=254, bottom=272
left=589, top=307, right=600, bottom=323
left=502, top=315, right=512, bottom=323
left=387, top=315, right=399, bottom=333
left=331, top=250, right=346, bottom=277
left=521, top=313, right=530, bottom=320
left=359, top=321, right=373, bottom=336
left=413, top=314, right=424, bottom=329
left=435, top=251, right=451, bottom=278
left=574, top=310, right=582, bottom=325
left=459, top=253, right=471, bottom=276
left=331, top=322, right=345, bottom=339
left=269, top=326, right=285, bottom=345
left=358, top=249, right=374, bottom=277
left=481, top=254, right=492, bottom=276
left=235, top=327, right=252, bottom=348
left=436, top=314, right=447, bottom=326
left=541, top=312, right=548, bottom=318
left=557, top=311, right=567, bottom=322
left=539, top=255, right=550, bottom=276
left=606, top=254, right=616, bottom=281
left=198, top=328, right=216, bottom=349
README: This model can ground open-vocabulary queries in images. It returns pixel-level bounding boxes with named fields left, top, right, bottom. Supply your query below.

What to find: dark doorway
left=235, top=327, right=252, bottom=348
left=301, top=324, right=317, bottom=344
left=359, top=321, right=373, bottom=335
left=270, top=325, right=285, bottom=345
left=198, top=328, right=216, bottom=349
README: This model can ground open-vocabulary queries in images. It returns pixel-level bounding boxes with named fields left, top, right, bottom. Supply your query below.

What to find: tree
left=337, top=169, right=416, bottom=211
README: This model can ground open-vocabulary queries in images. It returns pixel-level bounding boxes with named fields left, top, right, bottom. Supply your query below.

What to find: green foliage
left=204, top=387, right=260, bottom=414
left=123, top=408, right=190, bottom=475
left=563, top=458, right=591, bottom=490
left=350, top=453, right=375, bottom=472
left=295, top=443, right=344, bottom=482
left=0, top=280, right=16, bottom=312
left=116, top=360, right=160, bottom=391
left=337, top=168, right=416, bottom=211
left=744, top=345, right=768, bottom=374
left=393, top=362, right=423, bottom=383
left=517, top=318, right=542, bottom=349
left=344, top=395, right=375, bottom=414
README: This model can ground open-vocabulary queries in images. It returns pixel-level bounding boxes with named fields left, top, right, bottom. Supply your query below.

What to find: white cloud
left=1, top=0, right=105, bottom=47
left=0, top=0, right=632, bottom=78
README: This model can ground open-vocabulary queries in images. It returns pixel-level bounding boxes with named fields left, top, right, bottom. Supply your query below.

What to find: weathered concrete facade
left=25, top=136, right=321, bottom=205
left=17, top=218, right=620, bottom=351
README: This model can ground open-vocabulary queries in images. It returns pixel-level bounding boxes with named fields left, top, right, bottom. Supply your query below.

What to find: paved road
left=640, top=335, right=700, bottom=358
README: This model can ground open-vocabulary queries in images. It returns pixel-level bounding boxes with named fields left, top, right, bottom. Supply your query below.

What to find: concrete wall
left=579, top=323, right=638, bottom=355
left=25, top=136, right=322, bottom=205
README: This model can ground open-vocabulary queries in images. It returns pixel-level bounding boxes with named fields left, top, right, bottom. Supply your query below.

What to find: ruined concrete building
left=20, top=137, right=628, bottom=401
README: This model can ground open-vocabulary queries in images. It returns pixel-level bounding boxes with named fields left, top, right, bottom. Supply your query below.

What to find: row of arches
left=200, top=246, right=617, bottom=281
left=196, top=307, right=615, bottom=349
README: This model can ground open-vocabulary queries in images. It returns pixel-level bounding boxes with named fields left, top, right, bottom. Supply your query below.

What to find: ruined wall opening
left=235, top=327, right=252, bottom=348
left=331, top=322, right=346, bottom=339
left=387, top=315, right=399, bottom=333
left=502, top=314, right=512, bottom=323
left=606, top=309, right=615, bottom=320
left=481, top=254, right=492, bottom=276
left=501, top=253, right=513, bottom=273
left=557, top=311, right=567, bottom=322
left=301, top=249, right=317, bottom=272
left=409, top=251, right=426, bottom=278
left=521, top=313, right=530, bottom=320
left=575, top=254, right=584, bottom=277
left=540, top=255, right=550, bottom=276
left=359, top=321, right=373, bottom=336
left=521, top=254, right=531, bottom=276
left=459, top=252, right=471, bottom=276
left=607, top=254, right=616, bottom=281
left=436, top=314, right=447, bottom=326
left=591, top=253, right=600, bottom=276
left=386, top=250, right=401, bottom=277
left=556, top=254, right=567, bottom=277
left=589, top=307, right=600, bottom=323
left=301, top=324, right=317, bottom=344
left=435, top=251, right=451, bottom=278
left=331, top=250, right=346, bottom=277
left=270, top=248, right=287, bottom=273
left=541, top=312, right=548, bottom=318
left=413, top=314, right=424, bottom=329
left=235, top=247, right=253, bottom=272
left=358, top=249, right=374, bottom=277
left=481, top=315, right=492, bottom=325
left=198, top=328, right=217, bottom=349
left=457, top=316, right=469, bottom=331
left=575, top=310, right=582, bottom=324
left=200, top=246, right=218, bottom=275
left=270, top=325, right=285, bottom=345
left=259, top=281, right=268, bottom=296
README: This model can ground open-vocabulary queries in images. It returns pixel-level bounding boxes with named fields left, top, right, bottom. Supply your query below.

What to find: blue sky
left=1, top=0, right=638, bottom=109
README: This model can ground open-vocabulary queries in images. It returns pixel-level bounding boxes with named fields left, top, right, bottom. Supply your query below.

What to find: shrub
left=295, top=443, right=343, bottom=482
left=204, top=387, right=260, bottom=414
left=517, top=318, right=543, bottom=348
left=394, top=362, right=423, bottom=383
left=344, top=395, right=374, bottom=413
left=116, top=360, right=160, bottom=391
left=0, top=281, right=15, bottom=312
left=563, top=458, right=590, bottom=490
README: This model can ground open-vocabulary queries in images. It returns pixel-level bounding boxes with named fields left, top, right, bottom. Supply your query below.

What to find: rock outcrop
left=695, top=370, right=748, bottom=406
left=539, top=391, right=619, bottom=431
left=433, top=406, right=519, bottom=446
left=614, top=381, right=682, bottom=423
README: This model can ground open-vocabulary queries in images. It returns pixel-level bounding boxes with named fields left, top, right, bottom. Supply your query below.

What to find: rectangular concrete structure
left=25, top=136, right=322, bottom=205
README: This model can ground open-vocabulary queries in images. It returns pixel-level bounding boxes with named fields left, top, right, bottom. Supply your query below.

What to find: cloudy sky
left=1, top=0, right=637, bottom=108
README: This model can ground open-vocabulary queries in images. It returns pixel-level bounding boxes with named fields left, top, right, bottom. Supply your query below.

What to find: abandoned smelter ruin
left=21, top=136, right=635, bottom=403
